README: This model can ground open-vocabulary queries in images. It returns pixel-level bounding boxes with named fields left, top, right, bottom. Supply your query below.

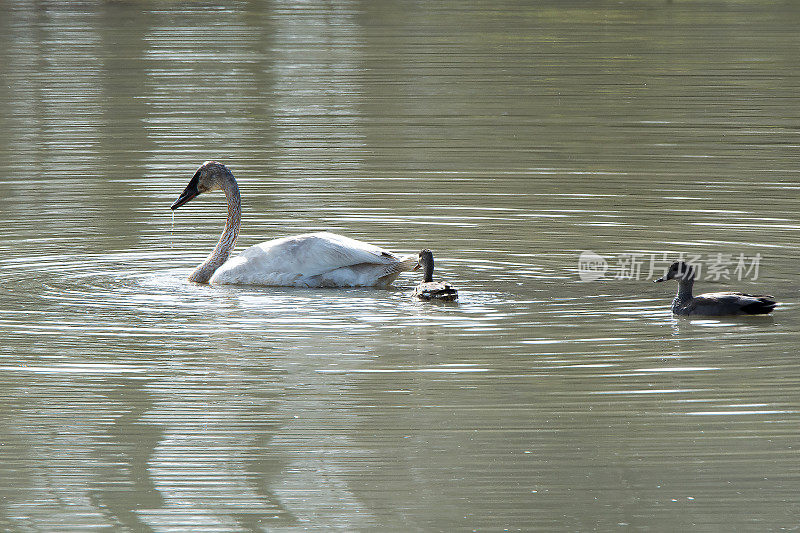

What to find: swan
left=655, top=261, right=776, bottom=316
left=413, top=249, right=458, bottom=301
left=170, top=161, right=416, bottom=287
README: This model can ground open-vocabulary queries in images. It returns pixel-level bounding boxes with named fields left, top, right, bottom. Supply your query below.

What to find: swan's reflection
left=138, top=358, right=292, bottom=530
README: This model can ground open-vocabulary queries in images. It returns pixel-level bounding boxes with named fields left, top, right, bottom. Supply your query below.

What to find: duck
left=655, top=260, right=776, bottom=316
left=413, top=249, right=458, bottom=301
left=170, top=161, right=416, bottom=287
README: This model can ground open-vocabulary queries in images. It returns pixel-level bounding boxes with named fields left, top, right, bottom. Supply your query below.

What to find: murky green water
left=1, top=1, right=799, bottom=531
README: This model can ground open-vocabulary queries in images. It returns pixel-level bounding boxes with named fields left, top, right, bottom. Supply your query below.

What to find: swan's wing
left=262, top=232, right=410, bottom=275
left=213, top=232, right=414, bottom=285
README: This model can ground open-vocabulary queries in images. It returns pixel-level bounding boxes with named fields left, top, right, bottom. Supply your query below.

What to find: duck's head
left=415, top=249, right=434, bottom=272
left=171, top=161, right=233, bottom=210
left=655, top=261, right=694, bottom=283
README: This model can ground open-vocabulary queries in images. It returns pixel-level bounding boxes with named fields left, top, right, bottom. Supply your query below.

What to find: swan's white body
left=171, top=162, right=416, bottom=287
left=211, top=231, right=414, bottom=287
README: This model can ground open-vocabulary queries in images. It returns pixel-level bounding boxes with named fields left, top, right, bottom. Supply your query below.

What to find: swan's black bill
left=654, top=277, right=665, bottom=283
left=171, top=171, right=201, bottom=210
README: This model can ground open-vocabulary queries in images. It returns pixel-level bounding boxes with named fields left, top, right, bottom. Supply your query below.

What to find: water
left=1, top=1, right=799, bottom=531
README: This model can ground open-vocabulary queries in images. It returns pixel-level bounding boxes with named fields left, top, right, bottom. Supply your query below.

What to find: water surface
left=1, top=1, right=799, bottom=531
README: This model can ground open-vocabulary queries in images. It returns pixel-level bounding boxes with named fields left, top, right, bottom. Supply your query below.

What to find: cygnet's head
left=171, top=161, right=233, bottom=210
left=655, top=261, right=695, bottom=283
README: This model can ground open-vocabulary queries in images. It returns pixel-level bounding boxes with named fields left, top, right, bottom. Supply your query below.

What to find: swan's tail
left=396, top=254, right=419, bottom=272
left=375, top=254, right=418, bottom=286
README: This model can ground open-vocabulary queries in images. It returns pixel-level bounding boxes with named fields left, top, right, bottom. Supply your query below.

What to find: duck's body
left=669, top=291, right=777, bottom=316
left=413, top=249, right=458, bottom=301
left=413, top=281, right=458, bottom=301
left=171, top=162, right=415, bottom=287
left=656, top=261, right=776, bottom=316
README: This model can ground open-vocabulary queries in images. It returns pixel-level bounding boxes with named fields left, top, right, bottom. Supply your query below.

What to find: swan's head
left=171, top=161, right=233, bottom=210
left=415, top=249, right=434, bottom=271
left=654, top=261, right=694, bottom=283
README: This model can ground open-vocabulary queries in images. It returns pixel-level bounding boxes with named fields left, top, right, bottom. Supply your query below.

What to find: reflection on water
left=1, top=0, right=800, bottom=530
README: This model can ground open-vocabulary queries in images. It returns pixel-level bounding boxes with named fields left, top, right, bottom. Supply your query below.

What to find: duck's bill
left=654, top=277, right=665, bottom=283
left=170, top=172, right=201, bottom=210
left=413, top=263, right=421, bottom=270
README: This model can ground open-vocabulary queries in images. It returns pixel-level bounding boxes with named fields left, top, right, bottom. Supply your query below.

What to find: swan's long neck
left=189, top=176, right=241, bottom=283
